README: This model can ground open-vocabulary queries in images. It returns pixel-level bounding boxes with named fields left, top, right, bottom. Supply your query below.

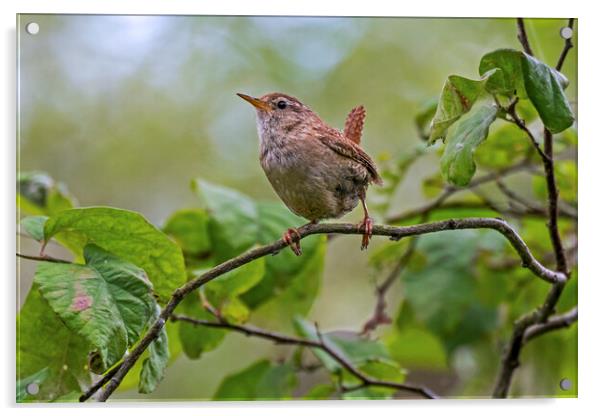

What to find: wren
left=238, top=92, right=382, bottom=255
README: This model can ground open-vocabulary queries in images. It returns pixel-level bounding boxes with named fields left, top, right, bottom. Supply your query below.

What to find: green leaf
left=178, top=295, right=227, bottom=359
left=293, top=317, right=392, bottom=373
left=17, top=171, right=76, bottom=216
left=401, top=231, right=501, bottom=352
left=20, top=216, right=48, bottom=242
left=192, top=179, right=259, bottom=261
left=429, top=69, right=498, bottom=144
left=17, top=284, right=91, bottom=401
left=17, top=367, right=50, bottom=402
left=139, top=305, right=170, bottom=394
left=249, top=235, right=326, bottom=327
left=43, top=207, right=187, bottom=301
left=304, top=383, right=335, bottom=399
left=342, top=360, right=406, bottom=399
left=205, top=258, right=265, bottom=305
left=34, top=244, right=156, bottom=371
left=213, top=359, right=297, bottom=400
left=191, top=182, right=327, bottom=318
left=163, top=208, right=211, bottom=256
left=520, top=53, right=574, bottom=133
left=440, top=98, right=498, bottom=186
left=116, top=320, right=182, bottom=392
left=479, top=48, right=526, bottom=96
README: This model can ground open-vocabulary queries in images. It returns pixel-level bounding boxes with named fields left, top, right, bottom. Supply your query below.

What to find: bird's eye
left=276, top=100, right=287, bottom=109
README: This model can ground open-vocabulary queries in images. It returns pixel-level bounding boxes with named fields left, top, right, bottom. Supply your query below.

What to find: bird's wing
left=317, top=133, right=383, bottom=185
left=343, top=105, right=366, bottom=145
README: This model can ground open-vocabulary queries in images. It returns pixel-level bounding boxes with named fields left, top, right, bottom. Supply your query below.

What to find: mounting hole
left=560, top=26, right=573, bottom=40
left=26, top=382, right=39, bottom=395
left=25, top=22, right=40, bottom=35
left=559, top=378, right=572, bottom=391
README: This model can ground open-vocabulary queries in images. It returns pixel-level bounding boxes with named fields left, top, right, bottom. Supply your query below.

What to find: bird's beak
left=237, top=93, right=272, bottom=112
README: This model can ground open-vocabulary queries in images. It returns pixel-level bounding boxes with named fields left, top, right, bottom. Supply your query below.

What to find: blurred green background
left=17, top=15, right=577, bottom=400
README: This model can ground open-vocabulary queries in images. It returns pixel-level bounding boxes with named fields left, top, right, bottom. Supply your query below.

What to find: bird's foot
left=282, top=228, right=302, bottom=256
left=357, top=216, right=373, bottom=250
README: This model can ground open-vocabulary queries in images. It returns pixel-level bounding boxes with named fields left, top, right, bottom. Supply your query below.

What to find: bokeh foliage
left=17, top=16, right=576, bottom=401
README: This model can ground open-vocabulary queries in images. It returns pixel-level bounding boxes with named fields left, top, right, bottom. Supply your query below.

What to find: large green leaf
left=192, top=179, right=259, bottom=261
left=34, top=244, right=156, bottom=370
left=163, top=208, right=211, bottom=256
left=213, top=359, right=297, bottom=400
left=139, top=305, right=170, bottom=394
left=43, top=207, right=187, bottom=301
left=242, top=201, right=325, bottom=312
left=17, top=284, right=91, bottom=401
left=429, top=69, right=498, bottom=144
left=191, top=182, right=327, bottom=315
left=440, top=98, right=498, bottom=186
left=521, top=53, right=574, bottom=133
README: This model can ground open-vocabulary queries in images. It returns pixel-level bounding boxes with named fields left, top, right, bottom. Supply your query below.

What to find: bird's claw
left=283, top=228, right=302, bottom=256
left=358, top=216, right=373, bottom=250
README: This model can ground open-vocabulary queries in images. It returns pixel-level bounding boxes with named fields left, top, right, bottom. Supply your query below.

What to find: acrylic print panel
left=16, top=14, right=577, bottom=402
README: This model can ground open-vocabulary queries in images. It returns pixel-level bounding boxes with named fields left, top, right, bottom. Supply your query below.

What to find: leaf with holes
left=429, top=69, right=498, bottom=144
left=43, top=207, right=186, bottom=301
left=440, top=98, right=498, bottom=186
left=34, top=244, right=156, bottom=370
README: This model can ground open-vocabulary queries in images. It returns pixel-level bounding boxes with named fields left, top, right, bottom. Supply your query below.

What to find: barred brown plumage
left=238, top=92, right=382, bottom=255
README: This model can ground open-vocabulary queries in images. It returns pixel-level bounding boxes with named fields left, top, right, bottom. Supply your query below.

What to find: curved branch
left=524, top=307, right=577, bottom=342
left=170, top=314, right=438, bottom=399
left=86, top=217, right=565, bottom=402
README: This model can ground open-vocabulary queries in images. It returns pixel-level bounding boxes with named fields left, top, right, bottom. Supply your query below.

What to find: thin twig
left=556, top=18, right=575, bottom=71
left=84, top=217, right=564, bottom=402
left=386, top=159, right=536, bottom=224
left=524, top=307, right=577, bottom=342
left=16, top=252, right=72, bottom=264
left=516, top=18, right=534, bottom=56
left=171, top=314, right=438, bottom=399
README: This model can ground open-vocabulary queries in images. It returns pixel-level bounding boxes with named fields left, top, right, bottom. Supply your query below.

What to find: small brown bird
left=237, top=92, right=382, bottom=255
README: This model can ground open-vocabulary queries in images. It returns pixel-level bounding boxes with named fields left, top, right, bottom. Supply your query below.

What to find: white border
left=3, top=1, right=600, bottom=415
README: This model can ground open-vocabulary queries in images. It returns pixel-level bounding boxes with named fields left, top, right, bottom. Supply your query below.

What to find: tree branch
left=556, top=18, right=575, bottom=71
left=492, top=18, right=576, bottom=399
left=85, top=217, right=564, bottom=401
left=386, top=159, right=536, bottom=224
left=516, top=18, right=534, bottom=56
left=170, top=314, right=438, bottom=399
left=16, top=252, right=72, bottom=264
left=524, top=307, right=577, bottom=342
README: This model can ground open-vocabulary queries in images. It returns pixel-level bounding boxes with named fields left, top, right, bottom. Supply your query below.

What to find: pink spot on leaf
left=71, top=294, right=92, bottom=312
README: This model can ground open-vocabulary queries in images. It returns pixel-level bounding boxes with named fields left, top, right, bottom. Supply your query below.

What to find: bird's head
left=237, top=92, right=316, bottom=138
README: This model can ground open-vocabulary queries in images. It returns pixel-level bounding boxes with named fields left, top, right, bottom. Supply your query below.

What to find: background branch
left=170, top=314, right=438, bottom=399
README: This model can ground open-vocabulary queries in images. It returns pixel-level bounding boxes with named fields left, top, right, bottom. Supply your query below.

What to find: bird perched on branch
left=238, top=92, right=382, bottom=255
